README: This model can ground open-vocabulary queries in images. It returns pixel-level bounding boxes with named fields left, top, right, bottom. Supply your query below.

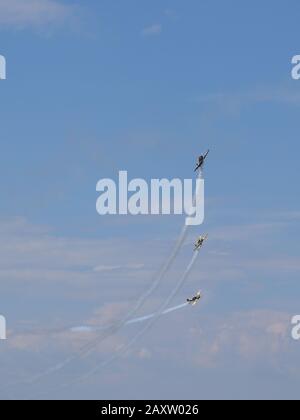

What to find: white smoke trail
left=70, top=302, right=189, bottom=333
left=126, top=302, right=188, bottom=325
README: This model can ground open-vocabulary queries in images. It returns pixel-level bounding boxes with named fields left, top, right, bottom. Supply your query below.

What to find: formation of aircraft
left=194, top=149, right=210, bottom=172
left=187, top=291, right=202, bottom=305
left=187, top=149, right=210, bottom=306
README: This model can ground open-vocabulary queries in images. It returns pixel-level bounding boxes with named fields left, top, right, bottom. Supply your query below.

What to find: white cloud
left=195, top=86, right=300, bottom=116
left=0, top=217, right=151, bottom=289
left=142, top=24, right=162, bottom=37
left=145, top=309, right=293, bottom=370
left=0, top=0, right=76, bottom=28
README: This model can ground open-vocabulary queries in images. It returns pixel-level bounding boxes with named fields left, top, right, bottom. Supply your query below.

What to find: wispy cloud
left=0, top=217, right=153, bottom=292
left=209, top=222, right=288, bottom=242
left=93, top=264, right=145, bottom=273
left=0, top=0, right=77, bottom=28
left=192, top=310, right=292, bottom=367
left=165, top=9, right=178, bottom=21
left=195, top=86, right=300, bottom=116
left=142, top=23, right=162, bottom=37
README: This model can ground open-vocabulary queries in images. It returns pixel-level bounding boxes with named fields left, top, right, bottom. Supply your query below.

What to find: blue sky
left=0, top=0, right=300, bottom=400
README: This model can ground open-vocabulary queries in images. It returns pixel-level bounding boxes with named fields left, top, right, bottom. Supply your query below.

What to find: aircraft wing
left=204, top=150, right=210, bottom=160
